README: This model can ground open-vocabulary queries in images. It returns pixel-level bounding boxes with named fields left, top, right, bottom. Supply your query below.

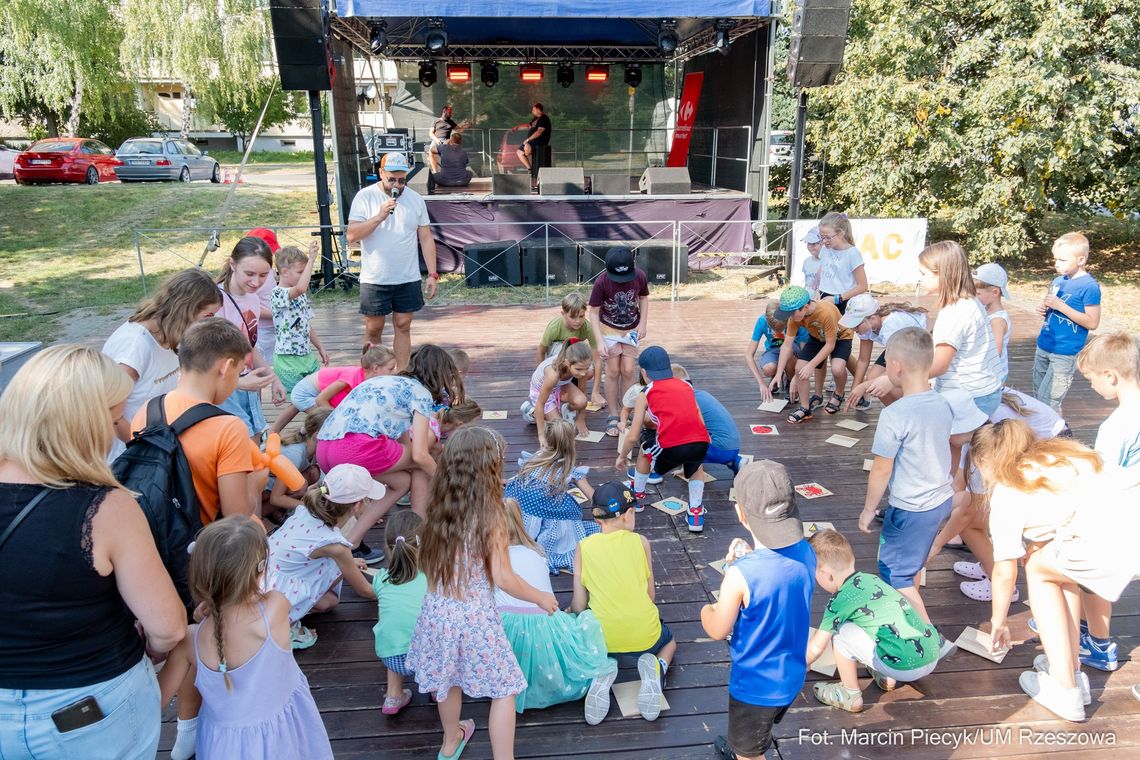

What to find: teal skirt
left=500, top=608, right=610, bottom=713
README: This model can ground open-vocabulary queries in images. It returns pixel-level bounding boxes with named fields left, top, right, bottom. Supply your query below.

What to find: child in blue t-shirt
left=744, top=300, right=809, bottom=403
left=701, top=460, right=815, bottom=760
left=673, top=364, right=743, bottom=473
left=1034, top=232, right=1101, bottom=412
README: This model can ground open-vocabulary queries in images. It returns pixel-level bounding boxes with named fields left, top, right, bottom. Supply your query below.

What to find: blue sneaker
left=686, top=505, right=706, bottom=533
left=1080, top=636, right=1119, bottom=672
left=626, top=467, right=663, bottom=485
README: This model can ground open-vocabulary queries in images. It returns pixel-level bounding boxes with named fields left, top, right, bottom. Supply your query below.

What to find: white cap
left=322, top=464, right=386, bottom=503
left=838, top=293, right=878, bottom=329
left=802, top=226, right=822, bottom=244
left=973, top=263, right=1010, bottom=298
left=940, top=388, right=989, bottom=435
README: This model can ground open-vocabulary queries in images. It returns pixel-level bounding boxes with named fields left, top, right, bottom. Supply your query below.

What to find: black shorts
left=727, top=695, right=791, bottom=758
left=645, top=440, right=709, bottom=479
left=360, top=281, right=424, bottom=317
left=819, top=292, right=848, bottom=314
left=800, top=336, right=853, bottom=363
left=874, top=352, right=887, bottom=367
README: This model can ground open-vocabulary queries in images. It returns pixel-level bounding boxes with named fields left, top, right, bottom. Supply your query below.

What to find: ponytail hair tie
left=319, top=483, right=329, bottom=495
left=395, top=535, right=405, bottom=544
left=218, top=661, right=228, bottom=674
left=840, top=212, right=848, bottom=220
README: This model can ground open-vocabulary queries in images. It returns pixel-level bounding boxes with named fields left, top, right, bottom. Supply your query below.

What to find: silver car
left=114, top=137, right=221, bottom=183
left=0, top=144, right=21, bottom=179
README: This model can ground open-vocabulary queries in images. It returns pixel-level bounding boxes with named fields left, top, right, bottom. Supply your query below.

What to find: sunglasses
left=382, top=176, right=408, bottom=185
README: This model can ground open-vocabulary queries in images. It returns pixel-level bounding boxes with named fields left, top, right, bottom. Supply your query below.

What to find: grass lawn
left=208, top=150, right=331, bottom=165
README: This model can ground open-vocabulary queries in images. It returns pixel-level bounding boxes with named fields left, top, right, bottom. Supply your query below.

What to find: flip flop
left=605, top=416, right=620, bottom=437
left=437, top=718, right=476, bottom=760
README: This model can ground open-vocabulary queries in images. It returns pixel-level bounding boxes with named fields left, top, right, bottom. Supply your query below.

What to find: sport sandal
left=824, top=393, right=844, bottom=415
left=812, top=681, right=863, bottom=712
left=787, top=406, right=813, bottom=424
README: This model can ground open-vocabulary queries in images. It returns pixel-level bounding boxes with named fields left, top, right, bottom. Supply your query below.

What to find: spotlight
left=418, top=61, right=437, bottom=87
left=425, top=19, right=447, bottom=53
left=520, top=64, right=543, bottom=83
left=446, top=63, right=471, bottom=83
left=585, top=65, right=609, bottom=83
left=369, top=22, right=388, bottom=55
left=557, top=62, right=575, bottom=88
left=714, top=19, right=734, bottom=55
left=657, top=19, right=678, bottom=54
left=481, top=60, right=499, bottom=87
left=624, top=64, right=641, bottom=88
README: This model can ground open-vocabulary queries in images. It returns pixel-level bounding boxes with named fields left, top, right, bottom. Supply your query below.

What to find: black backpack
left=112, top=395, right=231, bottom=609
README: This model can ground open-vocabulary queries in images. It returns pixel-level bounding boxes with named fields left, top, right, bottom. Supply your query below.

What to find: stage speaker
left=538, top=167, right=585, bottom=196
left=521, top=240, right=578, bottom=285
left=635, top=241, right=690, bottom=285
left=638, top=167, right=691, bottom=195
left=269, top=0, right=333, bottom=91
left=787, top=0, right=852, bottom=89
left=578, top=239, right=630, bottom=283
left=591, top=174, right=632, bottom=195
left=463, top=241, right=522, bottom=288
left=492, top=174, right=533, bottom=195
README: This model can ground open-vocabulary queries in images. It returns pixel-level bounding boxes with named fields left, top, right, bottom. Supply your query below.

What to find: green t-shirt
left=372, top=568, right=428, bottom=658
left=821, top=572, right=940, bottom=670
left=540, top=316, right=597, bottom=353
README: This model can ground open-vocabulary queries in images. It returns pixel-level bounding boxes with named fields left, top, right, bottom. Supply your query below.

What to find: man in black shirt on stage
left=512, top=102, right=551, bottom=172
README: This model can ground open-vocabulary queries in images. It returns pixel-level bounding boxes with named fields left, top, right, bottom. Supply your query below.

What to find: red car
left=14, top=138, right=121, bottom=185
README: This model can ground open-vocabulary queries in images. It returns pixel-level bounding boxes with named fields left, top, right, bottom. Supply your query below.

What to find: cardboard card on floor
left=339, top=516, right=357, bottom=540
left=825, top=434, right=859, bottom=448
left=711, top=589, right=721, bottom=601
left=577, top=430, right=606, bottom=443
left=863, top=459, right=874, bottom=472
left=737, top=454, right=755, bottom=468
left=758, top=399, right=787, bottom=413
left=917, top=567, right=927, bottom=587
left=673, top=470, right=716, bottom=483
left=708, top=559, right=729, bottom=575
left=612, top=680, right=669, bottom=718
left=954, top=626, right=1009, bottom=663
left=651, top=497, right=688, bottom=516
left=802, top=521, right=836, bottom=538
left=481, top=410, right=508, bottom=420
left=808, top=627, right=838, bottom=676
left=728, top=488, right=737, bottom=502
left=586, top=402, right=605, bottom=412
left=750, top=424, right=779, bottom=436
left=795, top=483, right=833, bottom=499
left=835, top=419, right=869, bottom=431
left=567, top=488, right=589, bottom=505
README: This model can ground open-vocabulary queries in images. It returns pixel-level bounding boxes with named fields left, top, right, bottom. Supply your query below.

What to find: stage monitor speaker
left=578, top=239, right=631, bottom=283
left=492, top=174, right=533, bottom=196
left=634, top=241, right=690, bottom=285
left=638, top=167, right=691, bottom=195
left=538, top=167, right=585, bottom=196
left=787, top=0, right=852, bottom=89
left=591, top=174, right=632, bottom=195
left=521, top=240, right=578, bottom=285
left=270, top=0, right=332, bottom=91
left=463, top=241, right=522, bottom=288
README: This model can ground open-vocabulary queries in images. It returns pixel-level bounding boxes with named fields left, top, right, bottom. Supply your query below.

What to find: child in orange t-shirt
left=769, top=286, right=855, bottom=423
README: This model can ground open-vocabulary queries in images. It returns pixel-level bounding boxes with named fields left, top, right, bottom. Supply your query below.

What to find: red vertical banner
left=666, top=72, right=704, bottom=168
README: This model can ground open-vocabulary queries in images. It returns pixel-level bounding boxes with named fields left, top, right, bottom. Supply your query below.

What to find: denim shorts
left=0, top=658, right=160, bottom=760
left=972, top=388, right=1002, bottom=416
left=218, top=386, right=266, bottom=437
left=878, top=497, right=952, bottom=588
left=608, top=621, right=674, bottom=661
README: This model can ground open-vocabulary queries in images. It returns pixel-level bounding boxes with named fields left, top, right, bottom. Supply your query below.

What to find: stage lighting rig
left=557, top=62, right=575, bottom=88
left=657, top=20, right=678, bottom=54
left=425, top=19, right=448, bottom=53
left=520, top=64, right=543, bottom=82
left=714, top=19, right=735, bottom=55
left=419, top=61, right=438, bottom=87
left=585, top=65, right=609, bottom=83
left=624, top=64, right=642, bottom=88
left=369, top=22, right=388, bottom=55
left=447, top=63, right=471, bottom=83
left=481, top=61, right=499, bottom=87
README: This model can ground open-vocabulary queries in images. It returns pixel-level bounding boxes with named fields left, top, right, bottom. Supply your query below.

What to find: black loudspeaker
left=521, top=240, right=578, bottom=285
left=492, top=174, right=533, bottom=195
left=591, top=174, right=632, bottom=195
left=270, top=0, right=333, bottom=91
left=635, top=241, right=690, bottom=284
left=787, top=0, right=852, bottom=89
left=578, top=239, right=627, bottom=283
left=638, top=167, right=691, bottom=195
left=538, top=167, right=586, bottom=196
left=463, top=241, right=522, bottom=288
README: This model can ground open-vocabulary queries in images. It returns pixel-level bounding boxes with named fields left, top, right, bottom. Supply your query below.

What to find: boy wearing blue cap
left=770, top=285, right=855, bottom=423
left=615, top=346, right=711, bottom=532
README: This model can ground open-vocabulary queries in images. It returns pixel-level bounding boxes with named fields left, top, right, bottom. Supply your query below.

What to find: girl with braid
left=158, top=516, right=333, bottom=759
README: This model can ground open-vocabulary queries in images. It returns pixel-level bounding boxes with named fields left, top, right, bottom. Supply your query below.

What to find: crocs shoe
left=290, top=621, right=318, bottom=650
left=953, top=560, right=986, bottom=580
left=960, top=578, right=1019, bottom=602
left=382, top=688, right=412, bottom=715
left=1033, top=655, right=1091, bottom=705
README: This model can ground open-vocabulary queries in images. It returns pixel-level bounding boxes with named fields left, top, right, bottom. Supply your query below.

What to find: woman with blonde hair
left=0, top=345, right=186, bottom=759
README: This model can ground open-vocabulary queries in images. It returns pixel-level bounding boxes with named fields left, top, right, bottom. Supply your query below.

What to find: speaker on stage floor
left=634, top=241, right=690, bottom=284
left=788, top=0, right=852, bottom=88
left=538, top=167, right=585, bottom=196
left=492, top=174, right=533, bottom=195
left=463, top=241, right=522, bottom=288
left=269, top=0, right=333, bottom=91
left=521, top=240, right=578, bottom=285
left=638, top=167, right=691, bottom=195
left=578, top=239, right=629, bottom=283
left=591, top=174, right=632, bottom=195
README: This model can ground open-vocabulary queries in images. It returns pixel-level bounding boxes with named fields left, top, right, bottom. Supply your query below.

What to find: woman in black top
left=0, top=345, right=186, bottom=760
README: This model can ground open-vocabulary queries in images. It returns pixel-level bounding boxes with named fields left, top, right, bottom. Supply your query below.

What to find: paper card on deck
left=825, top=434, right=859, bottom=448
left=728, top=488, right=737, bottom=502
left=795, top=483, right=833, bottom=499
left=673, top=470, right=716, bottom=483
left=863, top=459, right=874, bottom=471
left=708, top=559, right=729, bottom=575
left=612, top=680, right=669, bottom=718
left=808, top=627, right=838, bottom=676
left=835, top=419, right=869, bottom=431
left=738, top=454, right=755, bottom=468
left=586, top=402, right=605, bottom=412
left=576, top=430, right=606, bottom=443
left=917, top=567, right=927, bottom=587
left=481, top=410, right=508, bottom=420
left=567, top=488, right=589, bottom=505
left=954, top=626, right=1009, bottom=663
left=758, top=399, right=787, bottom=413
left=750, top=424, right=779, bottom=436
left=802, top=521, right=836, bottom=538
left=711, top=589, right=721, bottom=601
left=651, top=497, right=688, bottom=516
left=338, top=516, right=357, bottom=540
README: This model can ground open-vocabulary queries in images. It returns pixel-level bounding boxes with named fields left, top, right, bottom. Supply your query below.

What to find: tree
left=802, top=0, right=1140, bottom=261
left=212, top=77, right=303, bottom=148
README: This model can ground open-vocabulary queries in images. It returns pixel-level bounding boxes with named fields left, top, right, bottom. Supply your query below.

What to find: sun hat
left=802, top=226, right=822, bottom=244
left=637, top=346, right=673, bottom=381
left=605, top=246, right=637, bottom=283
left=733, top=460, right=803, bottom=549
left=322, top=464, right=386, bottom=503
left=380, top=152, right=412, bottom=173
left=973, top=263, right=1010, bottom=299
left=773, top=285, right=811, bottom=322
left=839, top=293, right=879, bottom=329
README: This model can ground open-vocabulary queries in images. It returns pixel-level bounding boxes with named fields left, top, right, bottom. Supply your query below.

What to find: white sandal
left=960, top=578, right=1019, bottom=602
left=953, top=560, right=985, bottom=580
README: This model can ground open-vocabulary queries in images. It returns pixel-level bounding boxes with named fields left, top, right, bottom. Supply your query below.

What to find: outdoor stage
left=155, top=296, right=1138, bottom=759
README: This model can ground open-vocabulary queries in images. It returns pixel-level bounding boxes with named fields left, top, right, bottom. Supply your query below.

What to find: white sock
left=633, top=471, right=649, bottom=493
left=688, top=479, right=705, bottom=509
left=171, top=717, right=198, bottom=760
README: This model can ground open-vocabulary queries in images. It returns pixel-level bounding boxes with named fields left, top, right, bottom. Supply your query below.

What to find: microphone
left=390, top=186, right=401, bottom=200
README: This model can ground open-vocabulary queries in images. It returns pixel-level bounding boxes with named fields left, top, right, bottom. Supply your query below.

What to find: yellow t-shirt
left=580, top=529, right=661, bottom=652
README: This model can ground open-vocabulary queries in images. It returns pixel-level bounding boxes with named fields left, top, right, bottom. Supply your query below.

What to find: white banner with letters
left=789, top=218, right=928, bottom=287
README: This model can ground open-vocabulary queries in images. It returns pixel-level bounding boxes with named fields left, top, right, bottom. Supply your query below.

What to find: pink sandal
left=381, top=688, right=412, bottom=715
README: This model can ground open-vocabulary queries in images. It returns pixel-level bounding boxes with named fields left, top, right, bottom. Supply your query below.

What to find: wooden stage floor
left=160, top=297, right=1137, bottom=759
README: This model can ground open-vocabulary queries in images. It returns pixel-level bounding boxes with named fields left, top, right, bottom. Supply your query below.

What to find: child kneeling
left=807, top=529, right=945, bottom=712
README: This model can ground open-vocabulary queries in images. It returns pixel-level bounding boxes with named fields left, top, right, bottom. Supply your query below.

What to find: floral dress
left=405, top=546, right=527, bottom=700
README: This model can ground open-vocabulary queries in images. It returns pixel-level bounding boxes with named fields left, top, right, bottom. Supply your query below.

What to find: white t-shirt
left=862, top=310, right=928, bottom=347
left=930, top=298, right=1002, bottom=396
left=1094, top=403, right=1140, bottom=470
left=818, top=244, right=864, bottom=296
left=348, top=184, right=430, bottom=286
left=493, top=545, right=552, bottom=611
left=988, top=310, right=1012, bottom=382
left=801, top=255, right=822, bottom=294
left=990, top=388, right=1067, bottom=439
left=102, top=321, right=180, bottom=461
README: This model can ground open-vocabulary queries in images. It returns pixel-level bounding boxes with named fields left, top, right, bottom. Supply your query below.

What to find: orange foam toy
left=251, top=433, right=306, bottom=492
